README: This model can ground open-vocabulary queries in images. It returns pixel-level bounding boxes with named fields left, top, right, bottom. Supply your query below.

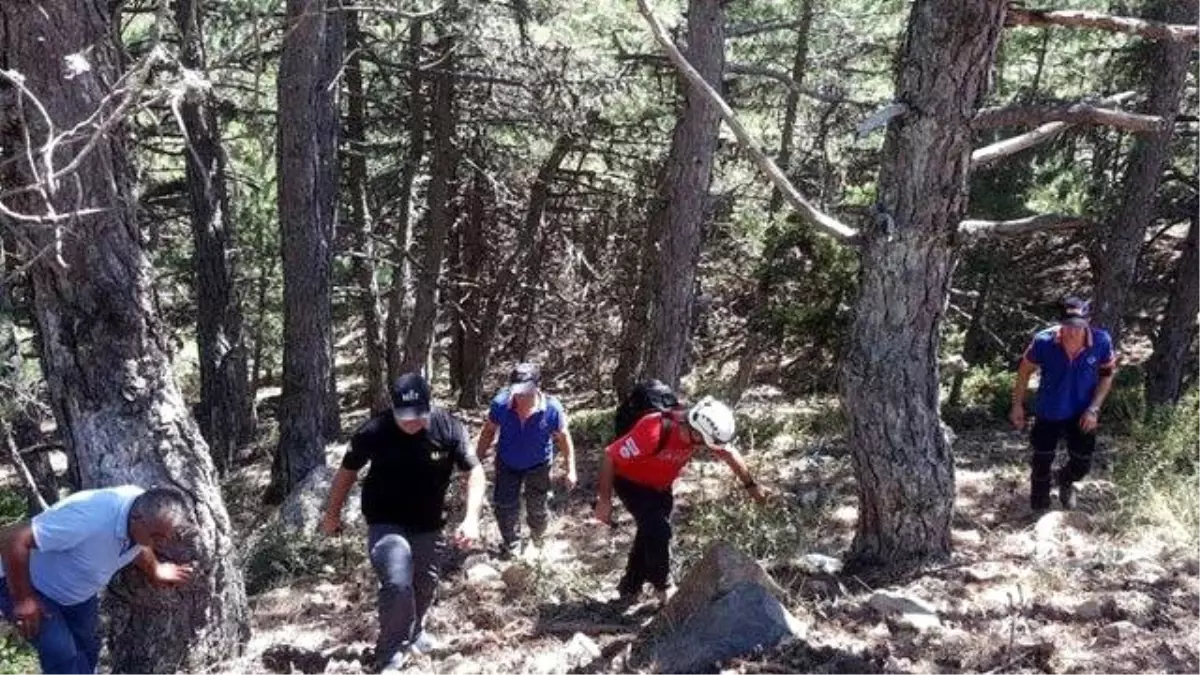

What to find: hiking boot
left=1058, top=475, right=1077, bottom=510
left=498, top=540, right=521, bottom=561
left=378, top=651, right=409, bottom=674
left=409, top=631, right=441, bottom=656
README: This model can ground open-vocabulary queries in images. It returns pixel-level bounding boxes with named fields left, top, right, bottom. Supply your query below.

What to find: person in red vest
left=593, top=396, right=766, bottom=604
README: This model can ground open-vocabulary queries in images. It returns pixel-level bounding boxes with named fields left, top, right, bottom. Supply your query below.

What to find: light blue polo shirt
left=489, top=388, right=566, bottom=471
left=0, top=486, right=144, bottom=606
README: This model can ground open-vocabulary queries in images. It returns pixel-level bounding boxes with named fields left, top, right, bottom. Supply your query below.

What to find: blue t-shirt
left=0, top=486, right=144, bottom=606
left=1024, top=326, right=1116, bottom=421
left=489, top=389, right=566, bottom=471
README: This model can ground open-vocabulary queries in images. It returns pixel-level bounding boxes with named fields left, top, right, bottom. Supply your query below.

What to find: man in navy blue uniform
left=1010, top=296, right=1117, bottom=512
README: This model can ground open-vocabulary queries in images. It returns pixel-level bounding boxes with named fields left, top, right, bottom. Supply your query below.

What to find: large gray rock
left=651, top=542, right=786, bottom=635
left=280, top=465, right=363, bottom=534
left=650, top=581, right=805, bottom=674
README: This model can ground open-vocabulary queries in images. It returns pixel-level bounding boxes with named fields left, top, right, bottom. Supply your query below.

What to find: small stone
left=565, top=632, right=601, bottom=667
left=528, top=651, right=564, bottom=675
left=1073, top=597, right=1106, bottom=621
left=868, top=590, right=939, bottom=617
left=962, top=562, right=1008, bottom=583
left=797, top=553, right=843, bottom=575
left=1179, top=557, right=1200, bottom=577
left=895, top=612, right=942, bottom=632
left=952, top=529, right=983, bottom=547
left=466, top=563, right=501, bottom=585
left=1122, top=559, right=1168, bottom=585
left=1098, top=620, right=1140, bottom=645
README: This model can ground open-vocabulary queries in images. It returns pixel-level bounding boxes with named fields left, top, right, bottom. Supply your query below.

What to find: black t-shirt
left=342, top=408, right=479, bottom=532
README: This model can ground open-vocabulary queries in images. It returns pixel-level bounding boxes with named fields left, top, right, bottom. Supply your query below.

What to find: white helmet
left=687, top=396, right=736, bottom=448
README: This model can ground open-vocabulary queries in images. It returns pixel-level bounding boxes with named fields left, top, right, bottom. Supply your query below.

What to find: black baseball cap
left=1059, top=296, right=1091, bottom=326
left=391, top=373, right=431, bottom=420
left=509, top=362, right=541, bottom=395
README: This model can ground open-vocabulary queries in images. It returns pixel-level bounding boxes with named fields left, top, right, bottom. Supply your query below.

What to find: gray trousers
left=368, top=524, right=443, bottom=668
left=493, top=460, right=553, bottom=548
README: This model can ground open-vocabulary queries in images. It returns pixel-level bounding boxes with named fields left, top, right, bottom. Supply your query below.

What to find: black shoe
left=498, top=541, right=520, bottom=561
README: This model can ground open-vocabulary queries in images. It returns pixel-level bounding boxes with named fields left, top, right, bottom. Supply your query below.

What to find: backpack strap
left=653, top=412, right=675, bottom=455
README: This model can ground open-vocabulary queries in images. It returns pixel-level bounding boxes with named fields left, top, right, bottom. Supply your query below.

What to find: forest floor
left=213, top=391, right=1200, bottom=675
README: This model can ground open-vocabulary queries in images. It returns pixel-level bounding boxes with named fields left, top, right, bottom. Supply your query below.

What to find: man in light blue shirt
left=0, top=486, right=195, bottom=673
left=475, top=363, right=577, bottom=559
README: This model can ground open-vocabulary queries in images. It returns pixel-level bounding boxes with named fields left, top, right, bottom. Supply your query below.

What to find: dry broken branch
left=958, top=213, right=1090, bottom=238
left=973, top=98, right=1165, bottom=133
left=971, top=92, right=1136, bottom=171
left=726, top=63, right=868, bottom=107
left=1007, top=7, right=1200, bottom=43
left=634, top=0, right=858, bottom=241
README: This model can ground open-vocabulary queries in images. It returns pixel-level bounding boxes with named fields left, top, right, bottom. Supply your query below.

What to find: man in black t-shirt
left=321, top=373, right=485, bottom=673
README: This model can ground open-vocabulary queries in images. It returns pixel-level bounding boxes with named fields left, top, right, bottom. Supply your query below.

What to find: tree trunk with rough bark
left=402, top=10, right=458, bottom=375
left=0, top=2, right=249, bottom=669
left=386, top=18, right=427, bottom=385
left=1144, top=214, right=1199, bottom=406
left=454, top=167, right=490, bottom=407
left=271, top=0, right=344, bottom=500
left=174, top=0, right=254, bottom=474
left=841, top=0, right=1007, bottom=568
left=345, top=8, right=389, bottom=412
left=1089, top=0, right=1195, bottom=344
left=642, top=0, right=726, bottom=389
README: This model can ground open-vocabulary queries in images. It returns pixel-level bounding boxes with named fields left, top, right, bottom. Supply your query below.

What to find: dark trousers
left=613, top=476, right=674, bottom=594
left=1029, top=416, right=1096, bottom=509
left=0, top=586, right=99, bottom=674
left=493, top=460, right=552, bottom=548
left=368, top=524, right=443, bottom=668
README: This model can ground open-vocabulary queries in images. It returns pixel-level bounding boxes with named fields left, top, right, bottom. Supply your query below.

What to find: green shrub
left=0, top=489, right=27, bottom=527
left=1113, top=388, right=1199, bottom=546
left=244, top=528, right=357, bottom=595
left=0, top=633, right=37, bottom=675
left=678, top=493, right=823, bottom=566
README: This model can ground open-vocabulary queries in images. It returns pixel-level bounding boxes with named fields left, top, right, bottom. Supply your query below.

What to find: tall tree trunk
left=0, top=3, right=249, bottom=669
left=402, top=10, right=458, bottom=375
left=1089, top=0, right=1194, bottom=344
left=174, top=0, right=254, bottom=474
left=841, top=0, right=1007, bottom=568
left=345, top=8, right=389, bottom=412
left=454, top=167, right=489, bottom=407
left=642, top=0, right=726, bottom=388
left=271, top=0, right=344, bottom=500
left=732, top=0, right=815, bottom=401
left=612, top=218, right=658, bottom=397
left=385, top=18, right=427, bottom=385
left=1144, top=214, right=1199, bottom=406
left=511, top=231, right=550, bottom=360
left=457, top=133, right=575, bottom=407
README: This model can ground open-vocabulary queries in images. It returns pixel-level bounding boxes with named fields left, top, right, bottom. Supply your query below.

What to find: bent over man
left=594, top=395, right=766, bottom=604
left=322, top=372, right=485, bottom=673
left=0, top=486, right=195, bottom=674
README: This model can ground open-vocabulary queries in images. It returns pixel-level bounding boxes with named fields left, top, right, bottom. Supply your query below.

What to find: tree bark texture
left=174, top=0, right=254, bottom=474
left=0, top=2, right=249, bottom=669
left=841, top=0, right=1007, bottom=568
left=1144, top=214, right=1199, bottom=406
left=402, top=11, right=458, bottom=375
left=642, top=0, right=726, bottom=389
left=272, top=0, right=345, bottom=498
left=1089, top=0, right=1195, bottom=344
left=345, top=7, right=389, bottom=412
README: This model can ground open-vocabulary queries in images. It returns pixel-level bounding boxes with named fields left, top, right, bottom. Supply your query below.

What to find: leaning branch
left=971, top=92, right=1136, bottom=171
left=973, top=99, right=1165, bottom=134
left=635, top=0, right=857, bottom=241
left=958, top=213, right=1091, bottom=239
left=1006, top=7, right=1200, bottom=43
left=3, top=423, right=49, bottom=512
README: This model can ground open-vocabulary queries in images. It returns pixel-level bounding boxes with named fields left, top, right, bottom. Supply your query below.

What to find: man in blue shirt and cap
left=476, top=363, right=577, bottom=559
left=1010, top=296, right=1117, bottom=512
left=0, top=486, right=195, bottom=673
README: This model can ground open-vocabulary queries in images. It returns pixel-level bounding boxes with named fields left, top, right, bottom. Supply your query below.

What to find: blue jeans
left=0, top=585, right=100, bottom=674
left=368, top=524, right=443, bottom=670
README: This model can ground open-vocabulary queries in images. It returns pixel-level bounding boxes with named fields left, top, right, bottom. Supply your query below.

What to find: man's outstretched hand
left=152, top=562, right=194, bottom=589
